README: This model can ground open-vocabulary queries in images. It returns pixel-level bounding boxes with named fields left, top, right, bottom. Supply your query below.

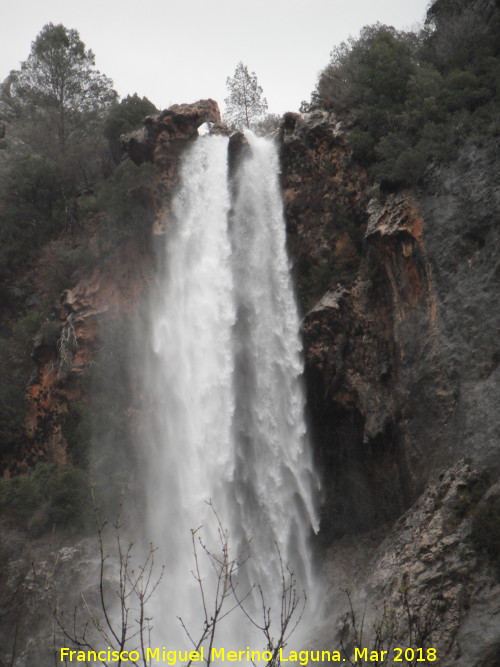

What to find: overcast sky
left=2, top=0, right=431, bottom=116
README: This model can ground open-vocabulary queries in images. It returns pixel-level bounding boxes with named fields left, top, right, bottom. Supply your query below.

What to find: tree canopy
left=308, top=1, right=500, bottom=188
left=104, top=94, right=158, bottom=163
left=224, top=62, right=268, bottom=130
left=7, top=23, right=116, bottom=152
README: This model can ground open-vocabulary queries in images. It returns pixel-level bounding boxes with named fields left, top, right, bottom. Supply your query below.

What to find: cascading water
left=143, top=130, right=320, bottom=659
left=229, top=132, right=319, bottom=600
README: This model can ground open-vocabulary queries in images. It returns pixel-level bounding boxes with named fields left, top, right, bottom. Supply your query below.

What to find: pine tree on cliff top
left=224, top=62, right=268, bottom=130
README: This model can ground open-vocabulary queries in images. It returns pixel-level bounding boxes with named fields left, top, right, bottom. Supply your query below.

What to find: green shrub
left=2, top=154, right=61, bottom=214
left=440, top=71, right=491, bottom=112
left=37, top=240, right=97, bottom=298
left=0, top=154, right=65, bottom=272
left=0, top=310, right=50, bottom=444
left=310, top=4, right=500, bottom=189
left=348, top=130, right=376, bottom=163
left=104, top=94, right=158, bottom=163
left=317, top=24, right=416, bottom=114
left=12, top=311, right=44, bottom=348
left=0, top=462, right=90, bottom=535
left=62, top=401, right=92, bottom=468
left=392, top=148, right=427, bottom=186
left=0, top=336, right=27, bottom=441
left=96, top=160, right=158, bottom=245
left=416, top=121, right=459, bottom=161
left=372, top=144, right=427, bottom=187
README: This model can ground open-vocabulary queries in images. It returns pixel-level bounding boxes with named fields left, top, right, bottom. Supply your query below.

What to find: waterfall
left=143, top=131, right=319, bottom=658
left=229, top=132, right=319, bottom=600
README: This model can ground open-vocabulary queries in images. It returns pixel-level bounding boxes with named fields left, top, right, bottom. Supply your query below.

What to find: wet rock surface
left=419, top=145, right=500, bottom=472
left=320, top=461, right=500, bottom=667
left=281, top=112, right=500, bottom=539
left=2, top=101, right=221, bottom=475
left=280, top=112, right=500, bottom=666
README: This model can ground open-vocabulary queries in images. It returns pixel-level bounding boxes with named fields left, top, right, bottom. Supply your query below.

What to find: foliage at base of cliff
left=305, top=0, right=500, bottom=188
left=0, top=463, right=89, bottom=535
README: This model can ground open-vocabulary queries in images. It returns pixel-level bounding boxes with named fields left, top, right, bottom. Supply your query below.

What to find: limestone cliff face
left=280, top=111, right=500, bottom=665
left=322, top=461, right=500, bottom=667
left=280, top=111, right=500, bottom=537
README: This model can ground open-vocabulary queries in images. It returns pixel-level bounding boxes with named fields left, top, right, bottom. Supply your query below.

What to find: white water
left=144, top=132, right=319, bottom=659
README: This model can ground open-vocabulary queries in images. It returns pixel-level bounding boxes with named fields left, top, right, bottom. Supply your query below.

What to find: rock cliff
left=2, top=101, right=499, bottom=665
left=1, top=100, right=219, bottom=478
left=280, top=110, right=500, bottom=664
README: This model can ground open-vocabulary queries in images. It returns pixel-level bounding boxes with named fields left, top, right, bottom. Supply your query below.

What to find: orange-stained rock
left=1, top=238, right=155, bottom=477
left=282, top=109, right=500, bottom=548
left=280, top=109, right=441, bottom=539
left=2, top=102, right=222, bottom=477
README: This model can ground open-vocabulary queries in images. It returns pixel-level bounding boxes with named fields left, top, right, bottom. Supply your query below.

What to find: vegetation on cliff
left=0, top=23, right=157, bottom=528
left=305, top=0, right=500, bottom=187
left=223, top=61, right=268, bottom=130
left=6, top=23, right=117, bottom=153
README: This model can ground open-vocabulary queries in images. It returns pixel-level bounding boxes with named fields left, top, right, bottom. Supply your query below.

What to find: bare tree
left=233, top=549, right=306, bottom=667
left=178, top=503, right=246, bottom=666
left=0, top=566, right=31, bottom=667
left=179, top=501, right=306, bottom=667
left=35, top=490, right=163, bottom=667
left=35, top=497, right=305, bottom=667
left=339, top=585, right=442, bottom=666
